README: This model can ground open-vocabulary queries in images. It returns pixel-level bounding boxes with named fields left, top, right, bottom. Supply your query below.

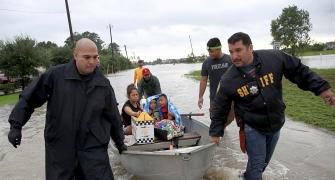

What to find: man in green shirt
left=138, top=68, right=162, bottom=98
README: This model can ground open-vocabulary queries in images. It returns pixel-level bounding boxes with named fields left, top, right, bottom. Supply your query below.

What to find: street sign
left=273, top=42, right=281, bottom=50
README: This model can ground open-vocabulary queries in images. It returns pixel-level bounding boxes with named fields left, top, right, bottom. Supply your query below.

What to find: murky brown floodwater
left=1, top=59, right=335, bottom=179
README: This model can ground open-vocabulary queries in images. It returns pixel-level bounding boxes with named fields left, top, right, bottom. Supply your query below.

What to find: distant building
left=0, top=73, right=9, bottom=84
left=325, top=41, right=335, bottom=50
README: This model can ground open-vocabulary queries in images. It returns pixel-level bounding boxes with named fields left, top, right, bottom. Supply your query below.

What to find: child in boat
left=148, top=99, right=161, bottom=122
left=143, top=94, right=184, bottom=140
left=156, top=94, right=184, bottom=140
left=158, top=94, right=175, bottom=120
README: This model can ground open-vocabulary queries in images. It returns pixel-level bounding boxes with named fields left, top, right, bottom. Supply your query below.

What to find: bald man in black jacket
left=8, top=38, right=126, bottom=180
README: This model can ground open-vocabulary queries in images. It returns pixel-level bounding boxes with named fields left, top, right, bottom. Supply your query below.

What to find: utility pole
left=124, top=45, right=129, bottom=59
left=109, top=24, right=114, bottom=59
left=65, top=0, right=74, bottom=46
left=107, top=24, right=113, bottom=74
left=189, top=35, right=195, bottom=61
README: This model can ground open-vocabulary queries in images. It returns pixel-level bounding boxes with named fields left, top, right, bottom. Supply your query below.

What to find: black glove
left=8, top=127, right=22, bottom=148
left=117, top=144, right=127, bottom=154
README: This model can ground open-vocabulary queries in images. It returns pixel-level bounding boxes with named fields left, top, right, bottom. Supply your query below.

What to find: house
left=325, top=41, right=335, bottom=50
left=0, top=73, right=9, bottom=84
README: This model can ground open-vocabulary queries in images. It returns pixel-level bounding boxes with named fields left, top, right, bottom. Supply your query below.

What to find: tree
left=0, top=40, right=4, bottom=49
left=0, top=36, right=41, bottom=89
left=99, top=52, right=134, bottom=74
left=271, top=5, right=312, bottom=56
left=36, top=41, right=59, bottom=68
left=35, top=41, right=72, bottom=67
left=64, top=31, right=105, bottom=51
left=50, top=46, right=72, bottom=66
left=101, top=42, right=121, bottom=56
left=155, top=58, right=163, bottom=64
left=309, top=42, right=326, bottom=51
left=185, top=53, right=195, bottom=63
left=36, top=41, right=58, bottom=49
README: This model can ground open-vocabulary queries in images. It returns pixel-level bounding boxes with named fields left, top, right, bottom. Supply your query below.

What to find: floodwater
left=0, top=55, right=335, bottom=180
left=300, top=54, right=335, bottom=69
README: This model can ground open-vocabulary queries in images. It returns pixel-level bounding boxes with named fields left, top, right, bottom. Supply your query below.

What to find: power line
left=0, top=8, right=64, bottom=14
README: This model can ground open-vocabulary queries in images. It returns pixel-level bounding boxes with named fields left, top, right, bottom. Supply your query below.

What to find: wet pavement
left=1, top=60, right=335, bottom=179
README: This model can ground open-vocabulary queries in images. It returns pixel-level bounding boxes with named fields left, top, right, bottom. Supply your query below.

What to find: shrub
left=0, top=83, right=16, bottom=94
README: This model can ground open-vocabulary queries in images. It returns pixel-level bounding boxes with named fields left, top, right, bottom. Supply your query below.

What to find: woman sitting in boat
left=144, top=94, right=184, bottom=140
left=121, top=84, right=142, bottom=135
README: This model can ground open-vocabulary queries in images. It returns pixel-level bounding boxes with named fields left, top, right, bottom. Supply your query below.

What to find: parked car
left=0, top=74, right=9, bottom=84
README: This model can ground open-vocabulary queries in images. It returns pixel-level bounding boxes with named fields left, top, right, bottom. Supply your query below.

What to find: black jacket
left=8, top=61, right=124, bottom=179
left=209, top=50, right=331, bottom=136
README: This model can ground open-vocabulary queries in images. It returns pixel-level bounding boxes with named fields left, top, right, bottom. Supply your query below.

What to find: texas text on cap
left=142, top=68, right=150, bottom=76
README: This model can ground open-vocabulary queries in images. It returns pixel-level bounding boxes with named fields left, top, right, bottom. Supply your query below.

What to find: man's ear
left=249, top=44, right=253, bottom=51
left=73, top=52, right=77, bottom=61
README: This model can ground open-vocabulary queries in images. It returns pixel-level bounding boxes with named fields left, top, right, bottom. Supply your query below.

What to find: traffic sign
left=273, top=42, right=281, bottom=50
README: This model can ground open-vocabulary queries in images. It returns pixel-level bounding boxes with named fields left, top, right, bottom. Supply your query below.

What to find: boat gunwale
left=121, top=142, right=216, bottom=156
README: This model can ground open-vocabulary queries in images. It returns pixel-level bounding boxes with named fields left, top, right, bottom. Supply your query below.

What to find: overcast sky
left=1, top=0, right=334, bottom=61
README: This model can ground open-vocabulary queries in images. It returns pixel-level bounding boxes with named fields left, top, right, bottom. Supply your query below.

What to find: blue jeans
left=244, top=124, right=280, bottom=180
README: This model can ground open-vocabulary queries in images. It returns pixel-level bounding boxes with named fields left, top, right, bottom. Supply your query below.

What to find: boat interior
left=126, top=114, right=210, bottom=152
left=128, top=131, right=202, bottom=151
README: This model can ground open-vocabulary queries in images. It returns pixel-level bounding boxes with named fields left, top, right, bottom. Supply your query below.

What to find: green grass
left=299, top=50, right=335, bottom=56
left=0, top=93, right=19, bottom=106
left=187, top=69, right=335, bottom=132
left=184, top=70, right=201, bottom=80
